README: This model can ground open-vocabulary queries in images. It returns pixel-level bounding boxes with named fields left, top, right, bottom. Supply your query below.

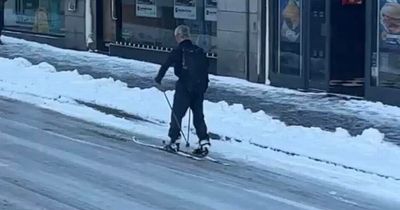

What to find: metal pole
left=163, top=91, right=190, bottom=147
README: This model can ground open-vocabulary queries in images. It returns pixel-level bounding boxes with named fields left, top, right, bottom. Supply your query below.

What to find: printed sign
left=136, top=0, right=157, bottom=18
left=174, top=0, right=197, bottom=20
left=204, top=0, right=217, bottom=21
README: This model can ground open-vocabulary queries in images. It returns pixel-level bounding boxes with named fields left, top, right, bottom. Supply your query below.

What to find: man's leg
left=0, top=26, right=3, bottom=45
left=168, top=84, right=190, bottom=143
left=0, top=9, right=3, bottom=45
left=190, top=92, right=209, bottom=142
left=190, top=92, right=210, bottom=156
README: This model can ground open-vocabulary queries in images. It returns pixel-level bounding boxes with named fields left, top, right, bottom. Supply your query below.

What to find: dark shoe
left=192, top=139, right=210, bottom=157
left=164, top=138, right=181, bottom=153
left=165, top=143, right=180, bottom=153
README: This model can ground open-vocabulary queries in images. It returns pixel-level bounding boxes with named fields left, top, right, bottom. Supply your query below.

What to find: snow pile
left=5, top=36, right=400, bottom=125
left=1, top=57, right=400, bottom=200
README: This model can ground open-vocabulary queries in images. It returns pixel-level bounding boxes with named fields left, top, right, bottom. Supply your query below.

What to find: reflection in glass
left=377, top=0, right=400, bottom=88
left=279, top=0, right=302, bottom=76
left=121, top=0, right=217, bottom=54
left=4, top=0, right=65, bottom=35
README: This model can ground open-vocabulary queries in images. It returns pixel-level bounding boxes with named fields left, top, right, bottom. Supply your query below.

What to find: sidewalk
left=1, top=36, right=400, bottom=145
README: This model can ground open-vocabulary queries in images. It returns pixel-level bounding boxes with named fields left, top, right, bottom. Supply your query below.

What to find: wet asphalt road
left=0, top=97, right=398, bottom=210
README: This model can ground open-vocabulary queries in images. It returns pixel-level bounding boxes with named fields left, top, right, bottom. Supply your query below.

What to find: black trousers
left=169, top=82, right=209, bottom=142
left=0, top=10, right=4, bottom=37
left=0, top=5, right=4, bottom=31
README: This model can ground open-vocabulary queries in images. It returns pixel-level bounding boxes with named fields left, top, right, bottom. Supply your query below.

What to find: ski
left=131, top=137, right=230, bottom=166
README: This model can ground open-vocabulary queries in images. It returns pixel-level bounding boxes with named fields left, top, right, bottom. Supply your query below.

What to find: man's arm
left=155, top=50, right=177, bottom=84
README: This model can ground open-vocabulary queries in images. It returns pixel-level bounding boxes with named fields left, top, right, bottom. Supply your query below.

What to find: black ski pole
left=162, top=91, right=190, bottom=148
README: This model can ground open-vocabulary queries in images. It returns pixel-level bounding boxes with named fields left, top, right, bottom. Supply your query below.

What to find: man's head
left=174, top=25, right=191, bottom=43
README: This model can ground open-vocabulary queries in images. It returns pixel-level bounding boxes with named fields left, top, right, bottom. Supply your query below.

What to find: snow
left=0, top=37, right=297, bottom=92
left=1, top=55, right=400, bottom=202
left=5, top=35, right=400, bottom=126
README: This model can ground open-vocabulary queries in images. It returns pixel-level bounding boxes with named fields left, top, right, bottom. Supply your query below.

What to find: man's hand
left=154, top=77, right=165, bottom=92
left=154, top=76, right=162, bottom=85
left=155, top=83, right=165, bottom=92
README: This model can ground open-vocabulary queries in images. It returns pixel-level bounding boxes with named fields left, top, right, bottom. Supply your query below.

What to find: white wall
left=265, top=0, right=270, bottom=85
left=85, top=0, right=93, bottom=48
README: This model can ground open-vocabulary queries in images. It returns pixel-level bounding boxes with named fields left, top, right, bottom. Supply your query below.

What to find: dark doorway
left=329, top=0, right=366, bottom=96
left=96, top=0, right=121, bottom=53
left=307, top=0, right=329, bottom=90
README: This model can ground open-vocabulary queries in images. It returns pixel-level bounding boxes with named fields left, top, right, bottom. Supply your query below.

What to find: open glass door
left=269, top=0, right=330, bottom=91
left=307, top=0, right=330, bottom=90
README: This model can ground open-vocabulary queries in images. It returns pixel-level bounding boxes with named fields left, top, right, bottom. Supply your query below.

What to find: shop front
left=97, top=0, right=217, bottom=73
left=4, top=0, right=66, bottom=35
left=266, top=0, right=400, bottom=105
left=3, top=0, right=88, bottom=50
left=366, top=0, right=400, bottom=105
left=268, top=0, right=366, bottom=96
left=268, top=0, right=330, bottom=91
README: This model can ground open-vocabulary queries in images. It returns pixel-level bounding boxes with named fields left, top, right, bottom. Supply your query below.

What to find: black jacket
left=0, top=0, right=7, bottom=11
left=0, top=0, right=6, bottom=29
left=155, top=40, right=209, bottom=92
left=155, top=40, right=193, bottom=83
left=0, top=0, right=6, bottom=9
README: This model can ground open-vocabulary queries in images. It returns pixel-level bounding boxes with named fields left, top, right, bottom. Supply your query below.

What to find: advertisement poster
left=204, top=0, right=217, bottom=21
left=379, top=0, right=400, bottom=75
left=33, top=7, right=50, bottom=33
left=380, top=0, right=400, bottom=50
left=136, top=0, right=157, bottom=18
left=280, top=0, right=301, bottom=43
left=278, top=0, right=301, bottom=76
left=174, top=0, right=197, bottom=20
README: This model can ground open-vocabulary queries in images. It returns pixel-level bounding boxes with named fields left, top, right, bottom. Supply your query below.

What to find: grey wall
left=89, top=0, right=98, bottom=51
left=248, top=0, right=261, bottom=83
left=64, top=0, right=87, bottom=50
left=217, top=0, right=261, bottom=82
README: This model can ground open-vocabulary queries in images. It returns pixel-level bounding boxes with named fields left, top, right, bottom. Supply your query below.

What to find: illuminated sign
left=342, top=0, right=363, bottom=5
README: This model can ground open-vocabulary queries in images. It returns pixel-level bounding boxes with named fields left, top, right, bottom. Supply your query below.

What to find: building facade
left=3, top=0, right=400, bottom=106
left=267, top=0, right=400, bottom=106
left=94, top=0, right=266, bottom=81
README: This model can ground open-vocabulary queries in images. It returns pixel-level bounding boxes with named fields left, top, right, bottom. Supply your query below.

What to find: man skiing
left=0, top=0, right=7, bottom=45
left=155, top=25, right=211, bottom=156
